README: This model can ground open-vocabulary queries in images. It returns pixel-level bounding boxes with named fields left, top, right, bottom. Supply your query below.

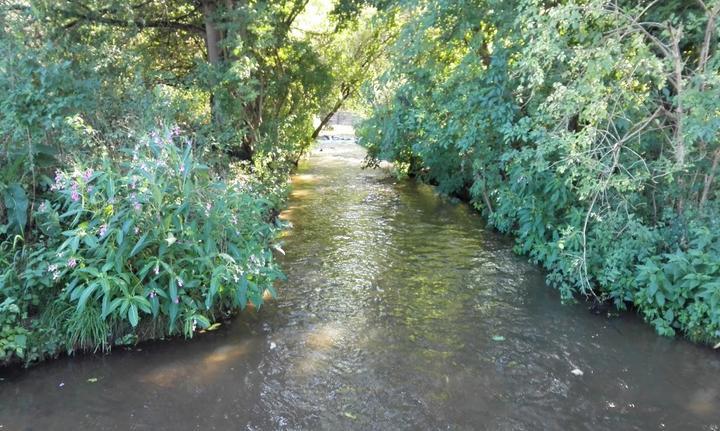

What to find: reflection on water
left=1, top=140, right=719, bottom=430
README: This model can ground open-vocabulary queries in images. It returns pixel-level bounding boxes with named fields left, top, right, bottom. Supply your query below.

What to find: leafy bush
left=636, top=221, right=720, bottom=341
left=0, top=298, right=31, bottom=363
left=0, top=126, right=284, bottom=365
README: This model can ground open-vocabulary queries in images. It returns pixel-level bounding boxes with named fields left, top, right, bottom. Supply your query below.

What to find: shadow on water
left=1, top=140, right=719, bottom=430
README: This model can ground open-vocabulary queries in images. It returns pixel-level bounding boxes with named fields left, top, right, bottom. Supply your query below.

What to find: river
left=1, top=139, right=719, bottom=430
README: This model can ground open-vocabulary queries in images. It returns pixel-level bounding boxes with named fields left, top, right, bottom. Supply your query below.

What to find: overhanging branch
left=56, top=8, right=205, bottom=34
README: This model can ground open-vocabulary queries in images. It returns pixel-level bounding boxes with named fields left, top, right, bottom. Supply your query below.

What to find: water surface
left=1, top=140, right=719, bottom=430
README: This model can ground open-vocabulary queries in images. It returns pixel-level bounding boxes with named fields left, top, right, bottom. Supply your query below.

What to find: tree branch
left=56, top=8, right=205, bottom=34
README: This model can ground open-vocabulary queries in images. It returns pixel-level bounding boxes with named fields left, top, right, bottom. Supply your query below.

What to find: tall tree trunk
left=203, top=0, right=222, bottom=65
left=669, top=26, right=686, bottom=214
left=202, top=0, right=223, bottom=126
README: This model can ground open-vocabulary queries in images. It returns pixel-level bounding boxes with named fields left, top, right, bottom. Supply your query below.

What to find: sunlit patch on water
left=201, top=342, right=252, bottom=367
left=305, top=322, right=343, bottom=350
left=293, top=173, right=324, bottom=184
left=138, top=362, right=191, bottom=388
left=139, top=341, right=254, bottom=388
left=278, top=207, right=298, bottom=222
left=688, top=387, right=719, bottom=415
left=289, top=189, right=311, bottom=198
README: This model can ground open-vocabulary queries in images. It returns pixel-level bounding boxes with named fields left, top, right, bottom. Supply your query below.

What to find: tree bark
left=202, top=0, right=222, bottom=65
left=700, top=148, right=720, bottom=207
left=668, top=25, right=687, bottom=214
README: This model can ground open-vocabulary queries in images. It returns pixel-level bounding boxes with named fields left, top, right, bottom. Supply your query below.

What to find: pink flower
left=179, top=164, right=185, bottom=174
left=67, top=258, right=77, bottom=268
left=70, top=182, right=80, bottom=202
left=51, top=170, right=64, bottom=191
left=173, top=296, right=179, bottom=304
left=99, top=224, right=108, bottom=238
left=134, top=202, right=142, bottom=211
left=149, top=290, right=157, bottom=299
left=82, top=168, right=94, bottom=182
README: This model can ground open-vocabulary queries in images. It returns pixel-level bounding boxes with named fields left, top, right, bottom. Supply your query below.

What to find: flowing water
left=1, top=139, right=719, bottom=430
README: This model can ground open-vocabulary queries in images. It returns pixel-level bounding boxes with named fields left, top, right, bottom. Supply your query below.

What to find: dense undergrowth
left=359, top=0, right=720, bottom=344
left=1, top=126, right=286, bottom=364
left=0, top=0, right=386, bottom=366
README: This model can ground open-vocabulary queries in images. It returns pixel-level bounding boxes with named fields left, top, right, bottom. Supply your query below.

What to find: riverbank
left=2, top=139, right=718, bottom=430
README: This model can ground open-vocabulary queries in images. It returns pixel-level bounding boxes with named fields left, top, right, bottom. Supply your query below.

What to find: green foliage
left=1, top=126, right=283, bottom=365
left=359, top=0, right=720, bottom=344
left=0, top=298, right=31, bottom=363
left=1, top=0, right=345, bottom=365
left=3, top=184, right=28, bottom=236
left=635, top=217, right=720, bottom=341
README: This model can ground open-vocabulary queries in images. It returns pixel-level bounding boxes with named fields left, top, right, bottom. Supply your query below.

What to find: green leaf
left=4, top=183, right=28, bottom=234
left=128, top=304, right=139, bottom=327
left=134, top=296, right=152, bottom=313
left=14, top=334, right=27, bottom=348
left=84, top=234, right=99, bottom=249
left=130, top=233, right=149, bottom=257
left=206, top=268, right=222, bottom=310
left=116, top=227, right=124, bottom=246
left=656, top=291, right=666, bottom=307
left=194, top=315, right=211, bottom=330
left=77, top=284, right=98, bottom=312
left=237, top=277, right=248, bottom=308
left=102, top=298, right=123, bottom=320
left=168, top=302, right=179, bottom=332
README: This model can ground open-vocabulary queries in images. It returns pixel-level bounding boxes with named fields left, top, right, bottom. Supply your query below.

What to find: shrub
left=0, top=126, right=284, bottom=365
